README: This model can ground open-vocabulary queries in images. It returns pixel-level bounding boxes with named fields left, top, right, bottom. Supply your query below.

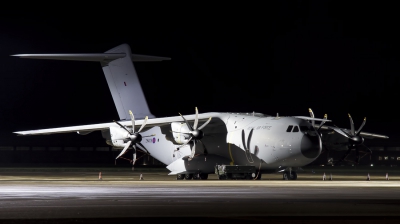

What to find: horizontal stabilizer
left=131, top=54, right=171, bottom=62
left=11, top=53, right=171, bottom=63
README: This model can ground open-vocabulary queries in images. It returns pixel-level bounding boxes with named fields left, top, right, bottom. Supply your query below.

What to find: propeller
left=113, top=110, right=154, bottom=169
left=329, top=114, right=370, bottom=165
left=175, top=107, right=212, bottom=161
left=318, top=114, right=328, bottom=132
left=242, top=129, right=254, bottom=163
left=308, top=108, right=328, bottom=134
left=309, top=108, right=316, bottom=127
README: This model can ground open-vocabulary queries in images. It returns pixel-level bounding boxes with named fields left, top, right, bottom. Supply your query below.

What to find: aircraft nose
left=300, top=134, right=321, bottom=159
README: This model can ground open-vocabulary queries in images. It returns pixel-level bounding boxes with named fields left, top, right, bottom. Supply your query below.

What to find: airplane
left=12, top=43, right=389, bottom=180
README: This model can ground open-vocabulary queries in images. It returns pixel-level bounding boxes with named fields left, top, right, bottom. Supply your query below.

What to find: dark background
left=0, top=2, right=399, bottom=149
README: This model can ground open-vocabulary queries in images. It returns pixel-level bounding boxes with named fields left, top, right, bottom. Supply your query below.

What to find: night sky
left=0, top=2, right=399, bottom=148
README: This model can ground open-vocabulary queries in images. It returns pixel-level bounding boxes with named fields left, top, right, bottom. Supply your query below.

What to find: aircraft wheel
left=176, top=174, right=185, bottom=180
left=193, top=173, right=200, bottom=180
left=199, top=173, right=208, bottom=180
left=283, top=171, right=297, bottom=180
left=184, top=174, right=193, bottom=180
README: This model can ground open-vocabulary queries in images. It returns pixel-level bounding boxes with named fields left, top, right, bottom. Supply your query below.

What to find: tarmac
left=0, top=165, right=400, bottom=223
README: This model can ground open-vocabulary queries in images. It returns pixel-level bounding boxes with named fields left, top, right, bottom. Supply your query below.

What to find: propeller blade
left=247, top=129, right=254, bottom=151
left=317, top=114, right=328, bottom=131
left=198, top=117, right=212, bottom=130
left=356, top=117, right=367, bottom=135
left=113, top=120, right=132, bottom=135
left=193, top=107, right=199, bottom=130
left=242, top=129, right=247, bottom=150
left=176, top=136, right=193, bottom=149
left=136, top=142, right=151, bottom=155
left=188, top=140, right=196, bottom=161
left=116, top=141, right=132, bottom=160
left=362, top=143, right=372, bottom=154
left=334, top=146, right=352, bottom=165
left=309, top=108, right=315, bottom=118
left=329, top=126, right=351, bottom=139
left=198, top=139, right=208, bottom=155
left=179, top=113, right=193, bottom=131
left=132, top=145, right=137, bottom=166
left=361, top=144, right=373, bottom=161
left=309, top=108, right=315, bottom=127
left=129, top=110, right=135, bottom=133
left=241, top=129, right=254, bottom=163
left=137, top=116, right=148, bottom=133
left=348, top=114, right=355, bottom=136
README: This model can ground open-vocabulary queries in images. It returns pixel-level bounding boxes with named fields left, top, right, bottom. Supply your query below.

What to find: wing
left=14, top=112, right=221, bottom=136
left=316, top=125, right=389, bottom=139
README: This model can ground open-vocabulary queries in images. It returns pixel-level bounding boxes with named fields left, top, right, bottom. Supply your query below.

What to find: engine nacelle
left=111, top=139, right=126, bottom=148
left=109, top=126, right=129, bottom=148
left=171, top=122, right=191, bottom=144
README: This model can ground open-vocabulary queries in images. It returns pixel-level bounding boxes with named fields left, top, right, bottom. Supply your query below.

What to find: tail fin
left=12, top=43, right=170, bottom=120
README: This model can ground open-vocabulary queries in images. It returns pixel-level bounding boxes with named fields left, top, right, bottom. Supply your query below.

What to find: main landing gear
left=176, top=173, right=209, bottom=180
left=282, top=170, right=297, bottom=180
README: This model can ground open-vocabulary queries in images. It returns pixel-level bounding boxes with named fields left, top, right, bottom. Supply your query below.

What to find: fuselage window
left=292, top=126, right=299, bottom=132
left=286, top=125, right=293, bottom=132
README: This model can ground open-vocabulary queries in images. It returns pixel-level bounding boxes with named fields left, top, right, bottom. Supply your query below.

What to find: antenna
left=276, top=113, right=279, bottom=118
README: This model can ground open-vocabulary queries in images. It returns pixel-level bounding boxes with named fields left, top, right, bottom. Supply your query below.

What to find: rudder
left=102, top=44, right=154, bottom=120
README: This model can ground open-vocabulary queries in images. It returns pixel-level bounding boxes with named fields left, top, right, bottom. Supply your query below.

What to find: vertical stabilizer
left=101, top=44, right=154, bottom=120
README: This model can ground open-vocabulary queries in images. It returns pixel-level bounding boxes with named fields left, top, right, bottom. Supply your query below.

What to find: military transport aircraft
left=12, top=44, right=389, bottom=180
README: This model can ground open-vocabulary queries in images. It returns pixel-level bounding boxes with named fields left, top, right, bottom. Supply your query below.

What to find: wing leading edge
left=14, top=112, right=221, bottom=136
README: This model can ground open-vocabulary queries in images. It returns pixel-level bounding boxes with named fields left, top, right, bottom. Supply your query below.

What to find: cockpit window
left=292, top=126, right=299, bottom=132
left=286, top=125, right=293, bottom=132
left=300, top=125, right=311, bottom=132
